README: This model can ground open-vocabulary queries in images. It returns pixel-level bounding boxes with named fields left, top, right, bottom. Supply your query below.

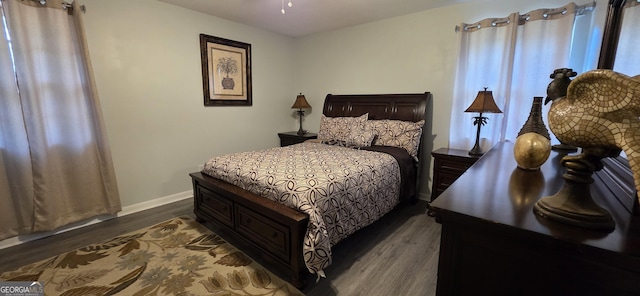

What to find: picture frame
left=199, top=34, right=252, bottom=106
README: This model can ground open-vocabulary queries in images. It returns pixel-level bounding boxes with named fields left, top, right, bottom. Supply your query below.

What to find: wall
left=294, top=0, right=607, bottom=198
left=82, top=0, right=607, bottom=205
left=82, top=0, right=297, bottom=207
left=0, top=0, right=611, bottom=249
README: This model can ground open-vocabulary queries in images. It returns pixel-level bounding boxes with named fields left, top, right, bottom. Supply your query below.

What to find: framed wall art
left=199, top=34, right=252, bottom=106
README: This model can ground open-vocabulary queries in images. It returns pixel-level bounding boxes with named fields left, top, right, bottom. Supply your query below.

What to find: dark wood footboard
left=190, top=172, right=310, bottom=288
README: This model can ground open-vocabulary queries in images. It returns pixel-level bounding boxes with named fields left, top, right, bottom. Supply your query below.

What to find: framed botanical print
left=199, top=34, right=252, bottom=106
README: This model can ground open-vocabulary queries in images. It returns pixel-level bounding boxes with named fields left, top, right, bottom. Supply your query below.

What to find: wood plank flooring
left=0, top=199, right=440, bottom=296
left=299, top=200, right=440, bottom=296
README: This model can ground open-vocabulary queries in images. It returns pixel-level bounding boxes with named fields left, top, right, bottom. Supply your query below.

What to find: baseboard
left=116, top=190, right=192, bottom=217
left=0, top=190, right=193, bottom=250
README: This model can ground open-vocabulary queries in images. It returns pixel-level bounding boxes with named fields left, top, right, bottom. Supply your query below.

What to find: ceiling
left=159, top=0, right=474, bottom=38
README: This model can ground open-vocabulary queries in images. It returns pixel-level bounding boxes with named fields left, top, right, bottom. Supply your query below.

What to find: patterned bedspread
left=201, top=142, right=402, bottom=275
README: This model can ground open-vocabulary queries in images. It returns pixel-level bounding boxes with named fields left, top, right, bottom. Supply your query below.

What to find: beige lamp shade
left=464, top=88, right=503, bottom=114
left=291, top=93, right=311, bottom=109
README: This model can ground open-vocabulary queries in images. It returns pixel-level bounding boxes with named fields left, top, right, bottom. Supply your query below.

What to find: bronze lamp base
left=296, top=109, right=307, bottom=135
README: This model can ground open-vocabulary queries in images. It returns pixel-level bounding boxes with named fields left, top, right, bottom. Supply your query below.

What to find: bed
left=189, top=92, right=431, bottom=288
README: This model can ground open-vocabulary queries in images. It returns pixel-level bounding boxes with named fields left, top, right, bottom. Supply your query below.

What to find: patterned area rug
left=0, top=216, right=303, bottom=296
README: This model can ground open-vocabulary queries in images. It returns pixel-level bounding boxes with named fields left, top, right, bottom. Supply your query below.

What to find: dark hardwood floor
left=0, top=199, right=440, bottom=296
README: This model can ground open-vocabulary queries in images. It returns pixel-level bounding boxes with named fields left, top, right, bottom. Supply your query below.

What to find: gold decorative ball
left=514, top=132, right=551, bottom=170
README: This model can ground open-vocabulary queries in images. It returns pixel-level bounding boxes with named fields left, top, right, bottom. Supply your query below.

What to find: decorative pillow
left=347, top=122, right=376, bottom=147
left=318, top=113, right=369, bottom=147
left=367, top=119, right=425, bottom=161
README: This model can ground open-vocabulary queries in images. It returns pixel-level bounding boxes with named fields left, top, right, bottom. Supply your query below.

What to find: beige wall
left=82, top=0, right=297, bottom=206
left=81, top=0, right=606, bottom=206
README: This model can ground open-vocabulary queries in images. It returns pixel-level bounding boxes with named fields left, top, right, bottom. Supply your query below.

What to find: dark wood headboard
left=322, top=92, right=431, bottom=122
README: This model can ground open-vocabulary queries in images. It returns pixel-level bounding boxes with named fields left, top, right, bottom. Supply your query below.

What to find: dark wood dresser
left=278, top=131, right=318, bottom=147
left=430, top=147, right=480, bottom=201
left=430, top=141, right=640, bottom=296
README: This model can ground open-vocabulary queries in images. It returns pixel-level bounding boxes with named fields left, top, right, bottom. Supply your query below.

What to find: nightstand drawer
left=437, top=171, right=468, bottom=190
left=280, top=137, right=303, bottom=147
left=278, top=132, right=318, bottom=147
left=439, top=158, right=478, bottom=174
left=431, top=148, right=480, bottom=201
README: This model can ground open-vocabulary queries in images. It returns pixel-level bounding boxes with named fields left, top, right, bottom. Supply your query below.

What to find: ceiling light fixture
left=281, top=0, right=293, bottom=14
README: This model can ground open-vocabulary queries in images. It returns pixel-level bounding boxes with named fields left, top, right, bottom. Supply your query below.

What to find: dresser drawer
left=196, top=186, right=234, bottom=228
left=236, top=205, right=291, bottom=263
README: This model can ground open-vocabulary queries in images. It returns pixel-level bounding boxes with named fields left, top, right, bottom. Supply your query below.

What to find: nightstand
left=430, top=147, right=481, bottom=202
left=278, top=132, right=318, bottom=147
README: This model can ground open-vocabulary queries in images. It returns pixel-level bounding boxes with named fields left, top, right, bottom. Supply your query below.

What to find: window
left=449, top=2, right=598, bottom=152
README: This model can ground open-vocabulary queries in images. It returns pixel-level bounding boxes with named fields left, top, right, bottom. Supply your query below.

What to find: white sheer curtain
left=449, top=2, right=598, bottom=152
left=613, top=1, right=640, bottom=75
left=0, top=0, right=120, bottom=240
left=450, top=13, right=517, bottom=152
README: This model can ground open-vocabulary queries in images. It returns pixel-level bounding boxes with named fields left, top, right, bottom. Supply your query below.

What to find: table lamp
left=291, top=93, right=311, bottom=135
left=464, top=87, right=502, bottom=155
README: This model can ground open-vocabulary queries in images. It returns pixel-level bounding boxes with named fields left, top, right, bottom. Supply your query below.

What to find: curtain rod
left=62, top=2, right=86, bottom=13
left=456, top=1, right=596, bottom=32
left=21, top=0, right=86, bottom=13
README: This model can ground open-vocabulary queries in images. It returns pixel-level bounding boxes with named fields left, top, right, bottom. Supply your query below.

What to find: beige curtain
left=0, top=0, right=121, bottom=240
